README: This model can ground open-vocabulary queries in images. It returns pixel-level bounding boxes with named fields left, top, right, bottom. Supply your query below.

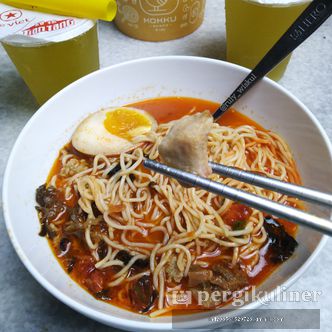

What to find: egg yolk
left=104, top=108, right=152, bottom=140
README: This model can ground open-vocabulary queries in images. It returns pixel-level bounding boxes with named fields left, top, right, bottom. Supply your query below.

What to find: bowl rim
left=2, top=55, right=331, bottom=330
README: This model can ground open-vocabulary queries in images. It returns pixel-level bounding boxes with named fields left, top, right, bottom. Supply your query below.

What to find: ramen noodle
left=35, top=97, right=300, bottom=317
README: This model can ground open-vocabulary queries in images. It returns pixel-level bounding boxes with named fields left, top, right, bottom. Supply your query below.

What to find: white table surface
left=0, top=1, right=331, bottom=331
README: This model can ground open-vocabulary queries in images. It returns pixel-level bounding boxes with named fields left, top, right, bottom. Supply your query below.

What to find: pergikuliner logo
left=166, top=285, right=322, bottom=308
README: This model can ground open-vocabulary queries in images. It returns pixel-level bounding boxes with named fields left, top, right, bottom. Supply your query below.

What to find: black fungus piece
left=133, top=258, right=149, bottom=269
left=264, top=216, right=298, bottom=263
left=97, top=240, right=108, bottom=260
left=129, top=174, right=136, bottom=182
left=38, top=221, right=47, bottom=237
left=35, top=206, right=57, bottom=238
left=100, top=221, right=108, bottom=234
left=148, top=181, right=158, bottom=196
left=115, top=250, right=132, bottom=265
left=59, top=238, right=71, bottom=254
left=129, top=275, right=156, bottom=313
left=64, top=205, right=86, bottom=236
left=36, top=184, right=58, bottom=208
left=35, top=185, right=66, bottom=238
left=91, top=202, right=102, bottom=218
left=107, top=164, right=122, bottom=177
left=115, top=251, right=149, bottom=269
left=95, top=289, right=112, bottom=301
left=142, top=290, right=157, bottom=313
left=46, top=225, right=57, bottom=239
left=63, top=223, right=84, bottom=238
left=67, top=257, right=76, bottom=273
left=36, top=206, right=47, bottom=237
left=36, top=184, right=48, bottom=206
left=148, top=181, right=157, bottom=188
left=36, top=184, right=47, bottom=206
left=45, top=201, right=67, bottom=222
left=70, top=205, right=87, bottom=223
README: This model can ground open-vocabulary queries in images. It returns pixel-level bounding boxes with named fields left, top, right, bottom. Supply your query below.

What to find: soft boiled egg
left=72, top=107, right=157, bottom=156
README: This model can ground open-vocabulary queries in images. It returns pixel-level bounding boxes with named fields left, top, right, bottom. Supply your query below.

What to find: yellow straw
left=1, top=0, right=117, bottom=21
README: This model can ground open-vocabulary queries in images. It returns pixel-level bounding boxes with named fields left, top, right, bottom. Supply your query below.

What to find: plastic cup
left=225, top=0, right=311, bottom=81
left=2, top=22, right=99, bottom=104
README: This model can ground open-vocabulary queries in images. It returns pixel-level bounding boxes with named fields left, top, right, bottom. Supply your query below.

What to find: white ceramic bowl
left=3, top=56, right=332, bottom=331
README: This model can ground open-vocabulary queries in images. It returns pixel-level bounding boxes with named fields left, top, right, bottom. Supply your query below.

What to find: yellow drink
left=2, top=23, right=99, bottom=104
left=225, top=0, right=310, bottom=81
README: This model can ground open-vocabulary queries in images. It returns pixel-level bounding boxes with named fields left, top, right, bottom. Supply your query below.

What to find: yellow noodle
left=55, top=121, right=300, bottom=313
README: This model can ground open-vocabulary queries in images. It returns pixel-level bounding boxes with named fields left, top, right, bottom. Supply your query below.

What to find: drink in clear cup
left=225, top=0, right=311, bottom=81
left=0, top=4, right=100, bottom=104
left=2, top=24, right=99, bottom=104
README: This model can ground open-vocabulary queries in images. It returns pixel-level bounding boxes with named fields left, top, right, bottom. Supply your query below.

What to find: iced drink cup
left=225, top=0, right=311, bottom=81
left=0, top=4, right=100, bottom=104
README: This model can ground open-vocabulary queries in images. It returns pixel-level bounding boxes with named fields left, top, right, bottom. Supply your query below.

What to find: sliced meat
left=165, top=255, right=184, bottom=283
left=189, top=262, right=248, bottom=308
left=188, top=265, right=213, bottom=287
left=210, top=262, right=248, bottom=291
left=264, top=216, right=298, bottom=263
left=158, top=111, right=213, bottom=178
left=76, top=256, right=105, bottom=293
left=85, top=270, right=105, bottom=294
left=188, top=262, right=248, bottom=292
left=191, top=282, right=223, bottom=308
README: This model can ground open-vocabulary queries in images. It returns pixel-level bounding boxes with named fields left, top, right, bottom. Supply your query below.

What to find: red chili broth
left=45, top=96, right=300, bottom=316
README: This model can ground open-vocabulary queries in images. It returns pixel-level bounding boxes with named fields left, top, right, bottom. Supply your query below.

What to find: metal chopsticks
left=209, top=162, right=332, bottom=208
left=143, top=159, right=332, bottom=237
